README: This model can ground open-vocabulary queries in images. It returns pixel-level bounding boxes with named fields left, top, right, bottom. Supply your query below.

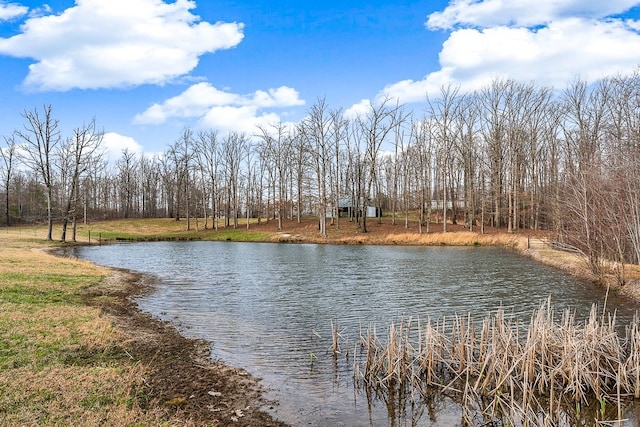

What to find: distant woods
left=2, top=74, right=640, bottom=281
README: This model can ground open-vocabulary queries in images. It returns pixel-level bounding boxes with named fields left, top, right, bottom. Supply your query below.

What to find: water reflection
left=69, top=241, right=640, bottom=426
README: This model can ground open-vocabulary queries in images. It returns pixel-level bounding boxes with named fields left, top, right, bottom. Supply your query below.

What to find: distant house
left=332, top=197, right=381, bottom=218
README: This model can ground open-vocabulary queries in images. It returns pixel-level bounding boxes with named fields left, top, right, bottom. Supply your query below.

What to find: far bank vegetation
left=2, top=74, right=640, bottom=284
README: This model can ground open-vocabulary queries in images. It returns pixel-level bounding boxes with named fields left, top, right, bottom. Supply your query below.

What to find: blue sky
left=1, top=0, right=640, bottom=158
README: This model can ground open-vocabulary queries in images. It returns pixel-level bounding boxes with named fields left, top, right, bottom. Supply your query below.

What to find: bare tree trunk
left=16, top=105, right=61, bottom=241
left=0, top=137, right=17, bottom=227
left=354, top=97, right=405, bottom=233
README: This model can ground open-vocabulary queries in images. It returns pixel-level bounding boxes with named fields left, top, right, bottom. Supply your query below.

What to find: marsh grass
left=339, top=299, right=640, bottom=426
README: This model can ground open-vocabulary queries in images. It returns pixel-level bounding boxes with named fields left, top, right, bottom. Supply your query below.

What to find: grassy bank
left=30, top=218, right=272, bottom=243
left=64, top=216, right=527, bottom=246
left=0, top=233, right=166, bottom=425
left=0, top=226, right=286, bottom=426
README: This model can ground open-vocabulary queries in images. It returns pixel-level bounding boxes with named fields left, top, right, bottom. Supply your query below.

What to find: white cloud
left=0, top=2, right=27, bottom=20
left=0, top=0, right=244, bottom=91
left=134, top=82, right=305, bottom=133
left=133, top=82, right=239, bottom=124
left=201, top=106, right=282, bottom=134
left=252, top=87, right=305, bottom=108
left=380, top=0, right=640, bottom=105
left=426, top=0, right=639, bottom=30
left=344, top=99, right=373, bottom=120
left=103, top=132, right=143, bottom=163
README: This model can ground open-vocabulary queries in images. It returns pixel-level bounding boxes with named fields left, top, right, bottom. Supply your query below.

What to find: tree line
left=2, top=73, right=640, bottom=282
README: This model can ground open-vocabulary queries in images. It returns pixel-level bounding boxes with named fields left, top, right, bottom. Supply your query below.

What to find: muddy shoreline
left=84, top=266, right=288, bottom=426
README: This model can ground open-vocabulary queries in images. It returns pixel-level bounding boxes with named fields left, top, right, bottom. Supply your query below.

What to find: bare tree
left=352, top=97, right=404, bottom=233
left=345, top=120, right=364, bottom=225
left=522, top=86, right=553, bottom=230
left=539, top=100, right=564, bottom=234
left=606, top=73, right=640, bottom=266
left=159, top=152, right=176, bottom=219
left=300, top=98, right=332, bottom=237
left=138, top=154, right=161, bottom=218
left=428, top=85, right=461, bottom=232
left=478, top=80, right=509, bottom=228
left=15, top=105, right=61, bottom=240
left=220, top=132, right=249, bottom=228
left=115, top=149, right=138, bottom=219
left=195, top=130, right=220, bottom=229
left=58, top=118, right=104, bottom=242
left=410, top=117, right=434, bottom=233
left=256, top=122, right=291, bottom=230
left=164, top=129, right=195, bottom=229
left=289, top=128, right=309, bottom=223
left=453, top=95, right=481, bottom=231
left=329, top=109, right=348, bottom=229
left=243, top=146, right=257, bottom=229
left=0, top=135, right=17, bottom=226
left=561, top=78, right=609, bottom=175
left=624, top=162, right=640, bottom=265
left=503, top=81, right=536, bottom=233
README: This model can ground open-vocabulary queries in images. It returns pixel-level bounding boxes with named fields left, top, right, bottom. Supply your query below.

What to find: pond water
left=69, top=241, right=640, bottom=426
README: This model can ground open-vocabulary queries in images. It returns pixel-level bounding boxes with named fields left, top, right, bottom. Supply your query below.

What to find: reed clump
left=346, top=299, right=640, bottom=425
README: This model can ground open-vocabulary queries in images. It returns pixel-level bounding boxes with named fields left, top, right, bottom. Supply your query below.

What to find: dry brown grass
left=0, top=365, right=173, bottom=426
left=525, top=248, right=593, bottom=278
left=78, top=217, right=191, bottom=236
left=524, top=244, right=640, bottom=305
left=383, top=231, right=526, bottom=248
left=0, top=229, right=206, bottom=426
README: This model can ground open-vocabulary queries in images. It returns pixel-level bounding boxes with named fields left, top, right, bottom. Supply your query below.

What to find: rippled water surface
left=70, top=241, right=640, bottom=426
